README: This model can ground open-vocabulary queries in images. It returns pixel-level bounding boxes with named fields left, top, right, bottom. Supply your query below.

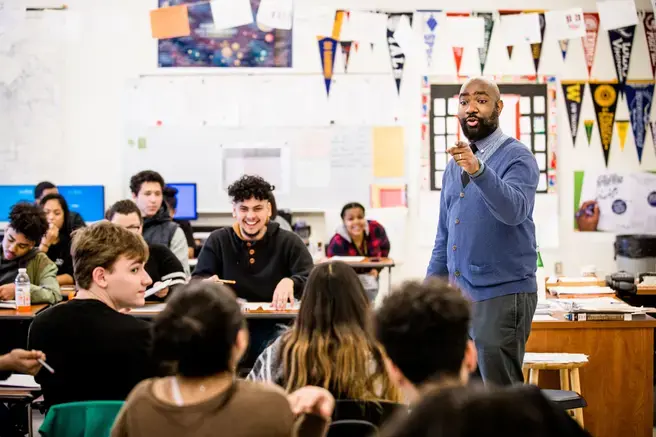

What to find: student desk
left=528, top=306, right=656, bottom=437
left=0, top=389, right=40, bottom=437
left=318, top=257, right=396, bottom=293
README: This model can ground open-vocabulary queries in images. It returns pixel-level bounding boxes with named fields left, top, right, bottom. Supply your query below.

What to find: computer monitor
left=0, top=185, right=37, bottom=221
left=166, top=183, right=198, bottom=220
left=57, top=185, right=105, bottom=222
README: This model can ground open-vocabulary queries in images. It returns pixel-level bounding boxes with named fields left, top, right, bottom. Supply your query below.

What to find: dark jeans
left=470, top=292, right=538, bottom=386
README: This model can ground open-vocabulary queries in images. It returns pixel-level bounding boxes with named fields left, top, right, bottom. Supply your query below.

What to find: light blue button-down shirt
left=469, top=128, right=512, bottom=178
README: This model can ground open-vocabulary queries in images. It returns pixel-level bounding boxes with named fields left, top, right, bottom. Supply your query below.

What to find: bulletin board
left=429, top=83, right=552, bottom=193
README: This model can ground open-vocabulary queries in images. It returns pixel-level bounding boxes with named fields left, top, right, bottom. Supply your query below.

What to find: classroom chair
left=38, top=400, right=124, bottom=437
left=327, top=420, right=378, bottom=437
left=523, top=353, right=588, bottom=427
left=333, top=399, right=406, bottom=428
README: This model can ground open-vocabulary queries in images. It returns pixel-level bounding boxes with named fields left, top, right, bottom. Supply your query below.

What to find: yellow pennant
left=616, top=120, right=629, bottom=151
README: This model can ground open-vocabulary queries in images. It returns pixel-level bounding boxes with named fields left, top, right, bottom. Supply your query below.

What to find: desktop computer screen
left=0, top=185, right=37, bottom=221
left=58, top=185, right=105, bottom=222
left=166, top=183, right=197, bottom=220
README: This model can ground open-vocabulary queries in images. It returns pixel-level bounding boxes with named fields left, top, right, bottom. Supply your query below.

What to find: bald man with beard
left=426, top=77, right=540, bottom=386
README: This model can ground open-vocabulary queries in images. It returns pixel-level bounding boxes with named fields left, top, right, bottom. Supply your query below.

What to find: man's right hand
left=576, top=200, right=600, bottom=232
left=0, top=349, right=45, bottom=375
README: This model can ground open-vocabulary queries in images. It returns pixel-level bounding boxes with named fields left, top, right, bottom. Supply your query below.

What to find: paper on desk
left=210, top=0, right=253, bottom=30
left=145, top=279, right=173, bottom=298
left=0, top=300, right=16, bottom=309
left=329, top=256, right=365, bottom=262
left=548, top=286, right=615, bottom=296
left=242, top=302, right=300, bottom=311
left=129, top=303, right=167, bottom=313
left=596, top=0, right=637, bottom=31
left=547, top=276, right=603, bottom=284
left=0, top=374, right=39, bottom=389
left=532, top=314, right=558, bottom=321
left=524, top=353, right=588, bottom=364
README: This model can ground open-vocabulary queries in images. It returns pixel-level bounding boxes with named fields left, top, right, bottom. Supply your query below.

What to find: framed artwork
left=158, top=0, right=293, bottom=68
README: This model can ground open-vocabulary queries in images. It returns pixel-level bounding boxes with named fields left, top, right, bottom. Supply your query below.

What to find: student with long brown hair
left=248, top=261, right=400, bottom=402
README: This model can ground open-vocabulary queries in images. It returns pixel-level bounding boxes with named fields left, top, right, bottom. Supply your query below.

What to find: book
left=564, top=312, right=634, bottom=321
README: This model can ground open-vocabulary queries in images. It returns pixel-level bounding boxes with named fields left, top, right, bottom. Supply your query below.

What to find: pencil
left=37, top=358, right=55, bottom=374
left=218, top=279, right=236, bottom=285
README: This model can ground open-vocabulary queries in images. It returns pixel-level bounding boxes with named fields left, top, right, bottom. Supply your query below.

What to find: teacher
left=427, top=77, right=540, bottom=386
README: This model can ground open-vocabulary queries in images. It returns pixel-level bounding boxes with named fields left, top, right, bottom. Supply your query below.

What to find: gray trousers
left=470, top=292, right=538, bottom=386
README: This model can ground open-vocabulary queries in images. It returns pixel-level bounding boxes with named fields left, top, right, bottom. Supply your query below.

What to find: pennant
left=474, top=12, right=495, bottom=75
left=561, top=81, right=585, bottom=147
left=447, top=12, right=469, bottom=75
left=421, top=11, right=440, bottom=68
left=530, top=13, right=547, bottom=73
left=608, top=26, right=636, bottom=93
left=590, top=82, right=620, bottom=167
left=644, top=13, right=656, bottom=77
left=582, top=13, right=600, bottom=78
left=559, top=40, right=569, bottom=60
left=584, top=120, right=595, bottom=145
left=499, top=10, right=521, bottom=59
left=387, top=13, right=413, bottom=94
left=339, top=41, right=353, bottom=72
left=616, top=120, right=629, bottom=151
left=318, top=37, right=337, bottom=96
left=625, top=82, right=655, bottom=162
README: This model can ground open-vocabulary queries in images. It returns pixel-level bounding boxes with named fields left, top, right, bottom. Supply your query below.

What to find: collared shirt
left=470, top=128, right=511, bottom=178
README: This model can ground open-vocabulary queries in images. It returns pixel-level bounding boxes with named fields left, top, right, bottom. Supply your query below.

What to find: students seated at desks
left=39, top=194, right=85, bottom=286
left=0, top=203, right=61, bottom=304
left=34, top=181, right=86, bottom=228
left=327, top=202, right=390, bottom=301
left=248, top=261, right=400, bottom=402
left=28, top=223, right=154, bottom=407
left=380, top=385, right=591, bottom=437
left=112, top=282, right=333, bottom=437
left=193, top=175, right=313, bottom=309
left=163, top=186, right=196, bottom=259
left=106, top=200, right=186, bottom=301
left=130, top=170, right=190, bottom=276
left=269, top=192, right=293, bottom=232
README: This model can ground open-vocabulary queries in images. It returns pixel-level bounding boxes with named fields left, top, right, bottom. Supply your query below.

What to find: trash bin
left=614, top=234, right=656, bottom=275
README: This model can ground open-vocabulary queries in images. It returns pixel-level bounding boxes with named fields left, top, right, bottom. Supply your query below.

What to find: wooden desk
left=131, top=303, right=298, bottom=320
left=0, top=304, right=48, bottom=320
left=528, top=314, right=656, bottom=437
left=319, top=257, right=396, bottom=293
left=0, top=388, right=41, bottom=437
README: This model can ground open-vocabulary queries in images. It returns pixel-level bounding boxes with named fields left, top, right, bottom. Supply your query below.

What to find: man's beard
left=459, top=109, right=499, bottom=142
left=241, top=225, right=263, bottom=239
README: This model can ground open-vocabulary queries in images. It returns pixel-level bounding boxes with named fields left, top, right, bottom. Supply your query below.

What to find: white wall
left=4, top=0, right=656, bottom=289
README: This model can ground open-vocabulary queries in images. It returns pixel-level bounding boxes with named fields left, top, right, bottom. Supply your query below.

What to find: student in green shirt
left=0, top=203, right=61, bottom=304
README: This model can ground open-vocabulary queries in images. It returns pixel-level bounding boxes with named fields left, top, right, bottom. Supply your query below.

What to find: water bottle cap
left=18, top=268, right=26, bottom=273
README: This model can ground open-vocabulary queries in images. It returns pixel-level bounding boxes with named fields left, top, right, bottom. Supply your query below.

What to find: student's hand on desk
left=288, top=386, right=335, bottom=419
left=272, top=278, right=295, bottom=310
left=0, top=349, right=45, bottom=375
left=0, top=284, right=16, bottom=301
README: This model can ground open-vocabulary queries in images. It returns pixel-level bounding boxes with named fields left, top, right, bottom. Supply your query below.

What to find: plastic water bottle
left=15, top=268, right=31, bottom=313
left=536, top=247, right=546, bottom=302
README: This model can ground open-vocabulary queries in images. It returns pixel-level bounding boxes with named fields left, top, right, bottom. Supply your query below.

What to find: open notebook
left=0, top=374, right=40, bottom=390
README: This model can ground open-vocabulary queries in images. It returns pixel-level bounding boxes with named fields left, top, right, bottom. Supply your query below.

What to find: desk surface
left=131, top=303, right=298, bottom=319
left=0, top=304, right=48, bottom=319
left=318, top=257, right=395, bottom=268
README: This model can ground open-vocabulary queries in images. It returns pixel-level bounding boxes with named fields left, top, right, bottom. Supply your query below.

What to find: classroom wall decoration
left=616, top=120, right=629, bottom=151
left=531, top=13, right=546, bottom=74
left=643, top=12, right=656, bottom=77
left=562, top=81, right=585, bottom=147
left=318, top=37, right=337, bottom=95
left=584, top=120, right=595, bottom=146
left=386, top=13, right=413, bottom=94
left=474, top=12, right=495, bottom=75
left=590, top=82, right=620, bottom=167
left=157, top=0, right=292, bottom=68
left=429, top=81, right=553, bottom=193
left=608, top=25, right=636, bottom=92
left=583, top=13, right=600, bottom=78
left=420, top=11, right=439, bottom=69
left=625, top=82, right=654, bottom=163
left=446, top=12, right=469, bottom=76
left=559, top=40, right=569, bottom=61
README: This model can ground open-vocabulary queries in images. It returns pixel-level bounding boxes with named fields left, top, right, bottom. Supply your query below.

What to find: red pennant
left=447, top=12, right=469, bottom=74
left=339, top=41, right=353, bottom=73
left=582, top=13, right=599, bottom=78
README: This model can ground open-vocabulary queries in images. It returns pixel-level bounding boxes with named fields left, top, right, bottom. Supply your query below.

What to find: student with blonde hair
left=248, top=261, right=400, bottom=402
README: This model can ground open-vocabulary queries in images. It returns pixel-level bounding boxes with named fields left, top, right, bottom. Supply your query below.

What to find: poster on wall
left=157, top=0, right=293, bottom=68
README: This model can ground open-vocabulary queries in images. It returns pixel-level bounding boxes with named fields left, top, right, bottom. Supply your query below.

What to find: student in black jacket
left=192, top=175, right=313, bottom=309
left=34, top=182, right=86, bottom=229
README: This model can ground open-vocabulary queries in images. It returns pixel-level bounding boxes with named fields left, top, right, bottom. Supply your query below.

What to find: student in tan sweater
left=111, top=282, right=334, bottom=437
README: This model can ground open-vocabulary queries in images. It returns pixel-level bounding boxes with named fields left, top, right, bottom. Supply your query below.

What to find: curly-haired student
left=0, top=202, right=61, bottom=304
left=192, top=175, right=313, bottom=309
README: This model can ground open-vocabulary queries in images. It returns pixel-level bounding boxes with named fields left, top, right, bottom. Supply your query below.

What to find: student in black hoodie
left=192, top=175, right=313, bottom=309
left=130, top=171, right=190, bottom=277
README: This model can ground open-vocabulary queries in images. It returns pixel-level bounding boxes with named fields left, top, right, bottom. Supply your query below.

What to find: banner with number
left=474, top=12, right=495, bottom=75
left=562, top=81, right=585, bottom=147
left=625, top=82, right=655, bottom=162
left=387, top=13, right=413, bottom=94
left=609, top=26, right=636, bottom=92
left=318, top=37, right=337, bottom=96
left=590, top=82, right=620, bottom=167
left=583, top=13, right=600, bottom=77
left=644, top=13, right=656, bottom=77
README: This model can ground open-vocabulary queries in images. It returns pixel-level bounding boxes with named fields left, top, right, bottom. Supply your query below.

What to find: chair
left=523, top=353, right=588, bottom=427
left=333, top=399, right=406, bottom=428
left=327, top=420, right=378, bottom=437
left=38, top=400, right=124, bottom=437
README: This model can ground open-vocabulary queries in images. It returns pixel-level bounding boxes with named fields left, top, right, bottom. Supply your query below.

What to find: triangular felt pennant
left=559, top=40, right=569, bottom=61
left=562, top=81, right=585, bottom=147
left=318, top=37, right=338, bottom=96
left=644, top=13, right=656, bottom=78
left=339, top=41, right=353, bottom=72
left=584, top=120, right=595, bottom=145
left=589, top=82, right=620, bottom=167
left=474, top=12, right=495, bottom=75
left=422, top=11, right=441, bottom=68
left=608, top=26, right=636, bottom=94
left=447, top=12, right=469, bottom=75
left=530, top=13, right=546, bottom=74
left=499, top=10, right=521, bottom=59
left=616, top=120, right=629, bottom=151
left=387, top=13, right=413, bottom=94
left=624, top=82, right=655, bottom=162
left=582, top=13, right=600, bottom=78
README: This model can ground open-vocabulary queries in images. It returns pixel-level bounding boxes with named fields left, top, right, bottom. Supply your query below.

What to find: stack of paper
left=0, top=301, right=17, bottom=309
left=0, top=374, right=40, bottom=390
left=556, top=298, right=656, bottom=314
left=548, top=286, right=615, bottom=296
left=524, top=353, right=588, bottom=364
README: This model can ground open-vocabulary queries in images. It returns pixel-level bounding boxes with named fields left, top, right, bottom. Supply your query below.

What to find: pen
left=37, top=358, right=55, bottom=374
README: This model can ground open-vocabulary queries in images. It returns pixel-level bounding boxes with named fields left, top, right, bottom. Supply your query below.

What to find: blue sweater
left=427, top=136, right=540, bottom=302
